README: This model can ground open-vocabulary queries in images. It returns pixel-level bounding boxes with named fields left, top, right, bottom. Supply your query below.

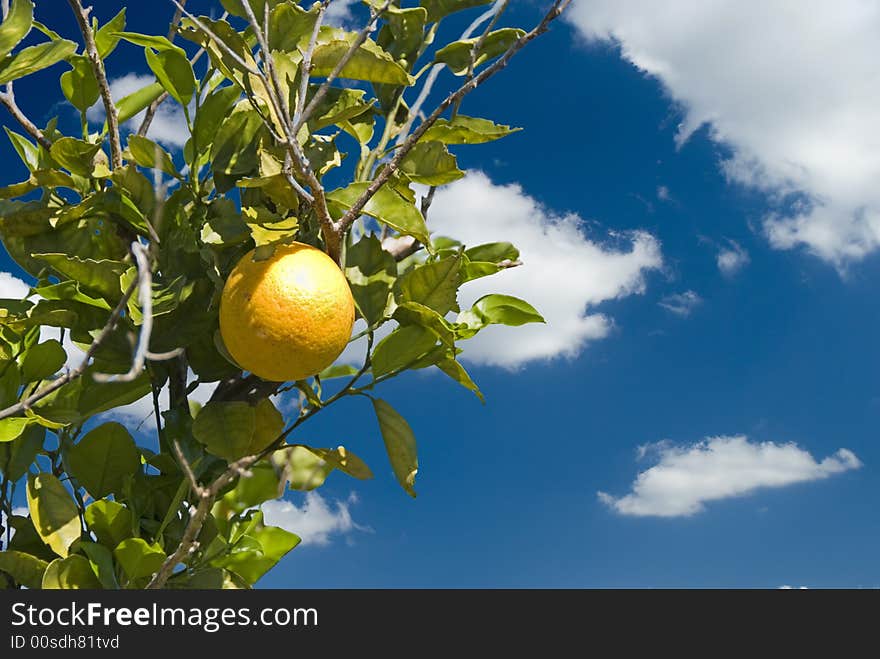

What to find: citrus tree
left=0, top=0, right=570, bottom=589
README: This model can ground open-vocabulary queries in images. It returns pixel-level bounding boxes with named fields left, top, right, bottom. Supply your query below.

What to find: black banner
left=0, top=589, right=875, bottom=652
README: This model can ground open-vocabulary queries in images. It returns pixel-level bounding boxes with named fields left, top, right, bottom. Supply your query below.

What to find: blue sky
left=2, top=1, right=878, bottom=587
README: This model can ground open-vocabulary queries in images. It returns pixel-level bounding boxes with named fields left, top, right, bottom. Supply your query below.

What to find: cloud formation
left=599, top=435, right=862, bottom=517
left=260, top=492, right=364, bottom=546
left=716, top=240, right=750, bottom=277
left=428, top=172, right=663, bottom=368
left=569, top=1, right=880, bottom=266
left=658, top=290, right=701, bottom=317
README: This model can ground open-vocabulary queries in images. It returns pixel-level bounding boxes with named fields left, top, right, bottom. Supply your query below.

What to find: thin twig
left=292, top=1, right=329, bottom=128
left=295, top=0, right=392, bottom=133
left=340, top=0, right=572, bottom=234
left=67, top=0, right=123, bottom=168
left=0, top=90, right=52, bottom=150
left=93, top=242, right=154, bottom=383
left=171, top=1, right=261, bottom=76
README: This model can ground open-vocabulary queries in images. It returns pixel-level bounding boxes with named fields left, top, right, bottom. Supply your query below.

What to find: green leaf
left=60, top=55, right=99, bottom=112
left=399, top=141, right=464, bottom=186
left=421, top=0, right=493, bottom=22
left=145, top=45, right=196, bottom=107
left=371, top=325, right=438, bottom=377
left=169, top=567, right=250, bottom=589
left=114, top=537, right=166, bottom=580
left=193, top=85, right=241, bottom=154
left=345, top=233, right=396, bottom=325
left=191, top=401, right=256, bottom=462
left=0, top=418, right=31, bottom=443
left=49, top=137, right=101, bottom=177
left=220, top=0, right=278, bottom=18
left=436, top=356, right=483, bottom=402
left=0, top=423, right=43, bottom=479
left=211, top=105, right=266, bottom=188
left=434, top=28, right=525, bottom=76
left=372, top=398, right=418, bottom=497
left=276, top=445, right=333, bottom=491
left=33, top=253, right=127, bottom=303
left=114, top=31, right=181, bottom=53
left=4, top=126, right=39, bottom=170
left=318, top=363, right=359, bottom=380
left=66, top=422, right=140, bottom=498
left=464, top=241, right=519, bottom=263
left=95, top=8, right=126, bottom=59
left=458, top=294, right=544, bottom=329
left=306, top=87, right=373, bottom=132
left=127, top=134, right=179, bottom=177
left=397, top=253, right=461, bottom=315
left=304, top=445, right=373, bottom=481
left=380, top=5, right=428, bottom=62
left=84, top=499, right=133, bottom=548
left=0, top=0, right=33, bottom=60
left=27, top=473, right=81, bottom=557
left=311, top=32, right=413, bottom=85
left=78, top=370, right=152, bottom=418
left=20, top=339, right=66, bottom=384
left=393, top=300, right=456, bottom=346
left=0, top=38, right=77, bottom=85
left=422, top=115, right=521, bottom=145
left=0, top=550, right=47, bottom=589
left=245, top=210, right=300, bottom=248
left=115, top=81, right=164, bottom=125
left=268, top=2, right=318, bottom=52
left=0, top=360, right=20, bottom=407
left=42, top=555, right=102, bottom=589
left=79, top=540, right=119, bottom=589
left=327, top=183, right=430, bottom=245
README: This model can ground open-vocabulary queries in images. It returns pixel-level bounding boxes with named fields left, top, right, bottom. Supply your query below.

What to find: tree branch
left=339, top=0, right=572, bottom=234
left=0, top=89, right=52, bottom=150
left=67, top=0, right=123, bottom=168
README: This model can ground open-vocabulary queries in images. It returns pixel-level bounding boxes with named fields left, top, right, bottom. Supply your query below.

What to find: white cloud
left=599, top=435, right=862, bottom=517
left=260, top=492, right=364, bottom=546
left=716, top=240, right=750, bottom=277
left=0, top=271, right=30, bottom=299
left=427, top=172, right=663, bottom=368
left=325, top=0, right=360, bottom=25
left=569, top=1, right=880, bottom=267
left=88, top=73, right=189, bottom=148
left=656, top=185, right=671, bottom=202
left=658, top=290, right=701, bottom=317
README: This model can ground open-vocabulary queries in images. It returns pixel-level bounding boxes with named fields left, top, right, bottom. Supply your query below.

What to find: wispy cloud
left=716, top=240, right=750, bottom=277
left=658, top=290, right=701, bottom=317
left=599, top=435, right=862, bottom=517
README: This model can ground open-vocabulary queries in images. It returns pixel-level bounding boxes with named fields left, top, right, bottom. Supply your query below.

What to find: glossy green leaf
left=114, top=31, right=181, bottom=53
left=268, top=2, right=318, bottom=52
left=311, top=32, right=413, bottom=86
left=192, top=401, right=257, bottom=462
left=371, top=325, right=438, bottom=377
left=0, top=423, right=43, bottom=479
left=459, top=293, right=544, bottom=329
left=34, top=253, right=127, bottom=303
left=0, top=549, right=47, bottom=589
left=400, top=140, right=464, bottom=185
left=397, top=253, right=461, bottom=315
left=95, top=8, right=126, bottom=59
left=60, top=55, right=99, bottom=112
left=0, top=38, right=77, bottom=85
left=434, top=28, right=525, bottom=76
left=327, top=183, right=430, bottom=245
left=422, top=115, right=521, bottom=145
left=372, top=398, right=418, bottom=497
left=211, top=106, right=266, bottom=187
left=193, top=85, right=241, bottom=154
left=277, top=446, right=334, bottom=491
left=464, top=241, right=519, bottom=263
left=114, top=537, right=166, bottom=579
left=115, top=81, right=164, bottom=125
left=67, top=422, right=140, bottom=498
left=307, top=87, right=373, bottom=132
left=318, top=364, right=359, bottom=380
left=437, top=356, right=483, bottom=402
left=304, top=445, right=373, bottom=480
left=0, top=361, right=20, bottom=407
left=127, top=134, right=179, bottom=177
left=421, top=0, right=492, bottom=22
left=0, top=417, right=31, bottom=443
left=0, top=0, right=33, bottom=60
left=49, top=137, right=101, bottom=177
left=345, top=233, right=396, bottom=325
left=84, top=499, right=133, bottom=548
left=42, top=555, right=102, bottom=589
left=79, top=541, right=119, bottom=589
left=27, top=473, right=81, bottom=557
left=4, top=126, right=39, bottom=170
left=393, top=300, right=456, bottom=346
left=20, top=339, right=66, bottom=384
left=145, top=45, right=196, bottom=107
